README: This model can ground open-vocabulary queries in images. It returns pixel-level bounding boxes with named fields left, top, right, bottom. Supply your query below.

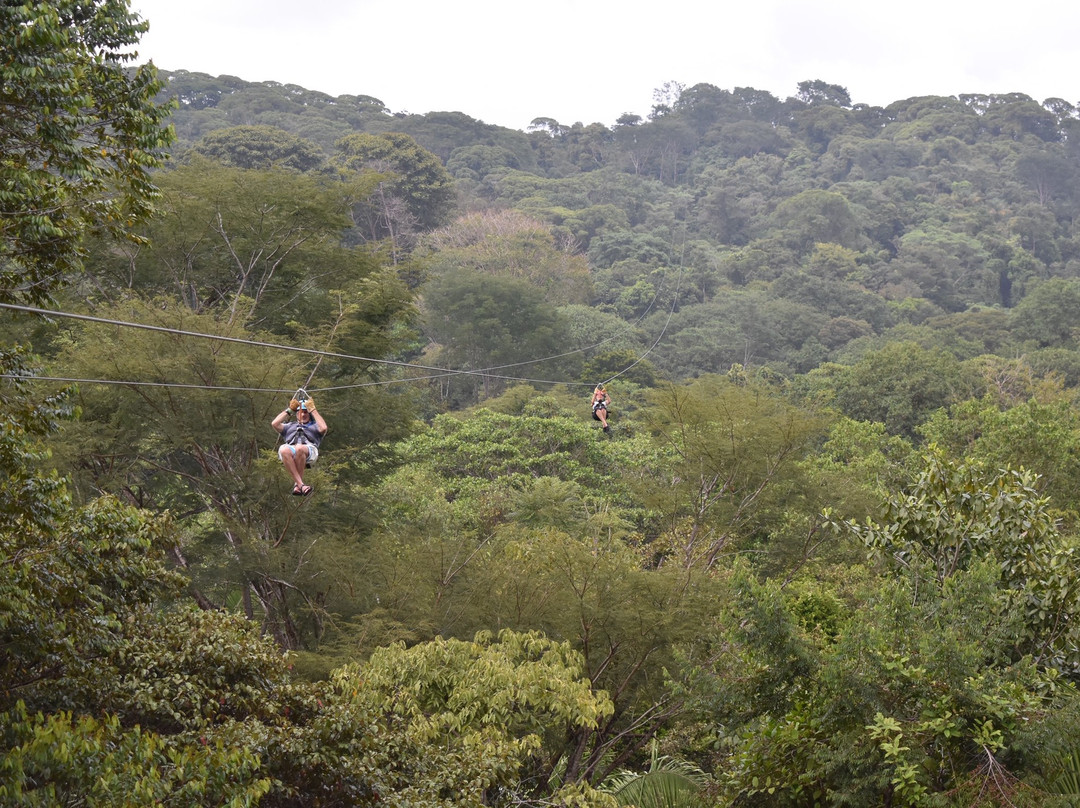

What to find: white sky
left=130, top=0, right=1080, bottom=131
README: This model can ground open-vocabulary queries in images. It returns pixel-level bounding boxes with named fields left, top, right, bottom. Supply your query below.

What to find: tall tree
left=770, top=189, right=863, bottom=254
left=333, top=131, right=456, bottom=253
left=46, top=297, right=417, bottom=650
left=356, top=404, right=720, bottom=790
left=416, top=209, right=593, bottom=305
left=809, top=342, right=979, bottom=439
left=684, top=559, right=1061, bottom=806
left=0, top=8, right=279, bottom=800
left=837, top=446, right=1080, bottom=672
left=190, top=124, right=326, bottom=171
left=422, top=267, right=572, bottom=402
left=85, top=157, right=374, bottom=332
left=643, top=375, right=826, bottom=570
left=795, top=79, right=852, bottom=107
left=0, top=0, right=173, bottom=305
left=1011, top=277, right=1080, bottom=348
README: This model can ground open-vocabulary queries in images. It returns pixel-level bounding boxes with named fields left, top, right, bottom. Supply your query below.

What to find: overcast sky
left=130, top=0, right=1080, bottom=131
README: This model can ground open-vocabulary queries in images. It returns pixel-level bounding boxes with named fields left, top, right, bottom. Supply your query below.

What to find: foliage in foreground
left=0, top=367, right=618, bottom=804
left=0, top=347, right=617, bottom=805
left=0, top=0, right=173, bottom=306
left=673, top=449, right=1080, bottom=806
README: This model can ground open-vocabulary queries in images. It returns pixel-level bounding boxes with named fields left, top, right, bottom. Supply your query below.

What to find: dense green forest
left=9, top=2, right=1080, bottom=806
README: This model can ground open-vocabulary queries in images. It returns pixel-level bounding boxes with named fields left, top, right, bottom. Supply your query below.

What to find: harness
left=282, top=420, right=322, bottom=447
left=280, top=419, right=323, bottom=469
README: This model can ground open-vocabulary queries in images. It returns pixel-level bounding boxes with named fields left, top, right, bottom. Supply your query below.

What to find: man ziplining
left=272, top=393, right=327, bottom=496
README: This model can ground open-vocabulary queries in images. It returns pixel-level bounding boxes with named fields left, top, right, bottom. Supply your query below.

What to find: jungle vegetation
left=8, top=3, right=1080, bottom=806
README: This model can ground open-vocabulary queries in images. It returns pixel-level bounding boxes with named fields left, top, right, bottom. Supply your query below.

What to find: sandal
left=292, top=484, right=303, bottom=496
left=299, top=484, right=313, bottom=496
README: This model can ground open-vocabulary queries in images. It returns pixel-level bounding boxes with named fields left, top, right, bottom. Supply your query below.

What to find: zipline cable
left=0, top=261, right=684, bottom=396
left=316, top=265, right=680, bottom=392
left=0, top=302, right=579, bottom=388
left=0, top=375, right=296, bottom=394
left=1, top=363, right=557, bottom=393
left=601, top=257, right=687, bottom=387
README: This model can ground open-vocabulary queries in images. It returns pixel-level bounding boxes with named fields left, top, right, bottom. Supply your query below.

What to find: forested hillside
left=8, top=3, right=1080, bottom=805
left=152, top=70, right=1080, bottom=384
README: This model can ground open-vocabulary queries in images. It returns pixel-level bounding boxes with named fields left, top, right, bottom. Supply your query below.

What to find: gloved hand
left=303, top=397, right=315, bottom=412
left=288, top=398, right=300, bottom=415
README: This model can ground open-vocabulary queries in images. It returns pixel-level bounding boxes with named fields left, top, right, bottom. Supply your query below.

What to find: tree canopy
left=13, top=12, right=1080, bottom=805
left=0, top=0, right=173, bottom=305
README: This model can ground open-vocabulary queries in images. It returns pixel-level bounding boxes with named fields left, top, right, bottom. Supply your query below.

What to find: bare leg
left=278, top=445, right=310, bottom=488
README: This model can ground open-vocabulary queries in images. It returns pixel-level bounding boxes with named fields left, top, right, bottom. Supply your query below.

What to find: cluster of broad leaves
left=11, top=3, right=1080, bottom=806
